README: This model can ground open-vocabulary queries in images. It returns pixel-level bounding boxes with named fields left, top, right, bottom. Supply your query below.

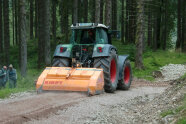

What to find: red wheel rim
left=110, top=59, right=116, bottom=83
left=124, top=66, right=130, bottom=84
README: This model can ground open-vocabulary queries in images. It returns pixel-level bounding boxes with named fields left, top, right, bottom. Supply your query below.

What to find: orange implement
left=36, top=67, right=104, bottom=96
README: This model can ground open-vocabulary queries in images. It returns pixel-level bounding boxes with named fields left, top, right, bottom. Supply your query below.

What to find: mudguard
left=92, top=44, right=117, bottom=58
left=118, top=55, right=129, bottom=80
left=53, top=44, right=73, bottom=58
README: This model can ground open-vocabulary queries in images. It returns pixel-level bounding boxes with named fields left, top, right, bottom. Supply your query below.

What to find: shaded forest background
left=0, top=0, right=186, bottom=77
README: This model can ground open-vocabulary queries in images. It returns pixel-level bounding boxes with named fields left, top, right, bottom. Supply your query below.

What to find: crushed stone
left=156, top=64, right=186, bottom=82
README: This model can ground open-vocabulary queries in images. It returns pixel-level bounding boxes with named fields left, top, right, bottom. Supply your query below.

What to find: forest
left=0, top=0, right=186, bottom=78
left=1, top=1, right=186, bottom=123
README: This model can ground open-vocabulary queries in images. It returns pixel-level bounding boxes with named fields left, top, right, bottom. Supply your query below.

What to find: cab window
left=71, top=29, right=95, bottom=44
left=96, top=28, right=108, bottom=44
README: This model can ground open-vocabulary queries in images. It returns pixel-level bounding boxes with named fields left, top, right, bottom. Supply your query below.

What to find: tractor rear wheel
left=93, top=50, right=118, bottom=93
left=52, top=57, right=69, bottom=67
left=118, top=60, right=132, bottom=90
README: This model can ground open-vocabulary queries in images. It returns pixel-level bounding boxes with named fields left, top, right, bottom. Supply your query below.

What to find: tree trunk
left=35, top=0, right=38, bottom=38
left=43, top=0, right=51, bottom=66
left=38, top=0, right=45, bottom=67
left=83, top=0, right=88, bottom=23
left=59, top=0, right=65, bottom=34
left=135, top=0, right=144, bottom=69
left=128, top=0, right=132, bottom=43
left=15, top=0, right=18, bottom=45
left=147, top=3, right=152, bottom=47
left=78, top=0, right=84, bottom=22
left=19, top=0, right=27, bottom=77
left=30, top=0, right=33, bottom=39
left=90, top=0, right=95, bottom=22
left=125, top=0, right=129, bottom=43
left=0, top=0, right=3, bottom=66
left=153, top=3, right=157, bottom=51
left=52, top=0, right=57, bottom=44
left=112, top=0, right=117, bottom=30
left=157, top=0, right=161, bottom=49
left=95, top=0, right=100, bottom=23
left=129, top=0, right=137, bottom=44
left=121, top=0, right=124, bottom=44
left=105, top=0, right=111, bottom=26
left=0, top=0, right=3, bottom=54
left=18, top=0, right=21, bottom=67
left=64, top=0, right=69, bottom=43
left=12, top=0, right=15, bottom=45
left=3, top=0, right=10, bottom=65
left=181, top=0, right=186, bottom=51
left=73, top=0, right=78, bottom=24
left=176, top=0, right=181, bottom=49
left=100, top=0, right=104, bottom=24
left=182, top=0, right=186, bottom=52
left=162, top=0, right=167, bottom=50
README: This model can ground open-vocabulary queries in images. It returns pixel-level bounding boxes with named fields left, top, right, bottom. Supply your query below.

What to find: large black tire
left=52, top=57, right=69, bottom=67
left=93, top=50, right=118, bottom=93
left=118, top=60, right=132, bottom=90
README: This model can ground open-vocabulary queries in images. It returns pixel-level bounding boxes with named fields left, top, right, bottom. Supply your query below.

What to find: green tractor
left=52, top=23, right=132, bottom=93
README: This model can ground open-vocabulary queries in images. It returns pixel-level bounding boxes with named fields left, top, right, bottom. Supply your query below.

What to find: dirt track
left=0, top=80, right=169, bottom=124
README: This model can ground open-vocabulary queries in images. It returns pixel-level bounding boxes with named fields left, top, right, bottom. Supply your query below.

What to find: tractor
left=51, top=23, right=132, bottom=93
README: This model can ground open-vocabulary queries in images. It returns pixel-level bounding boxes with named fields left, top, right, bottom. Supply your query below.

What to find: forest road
left=0, top=80, right=169, bottom=124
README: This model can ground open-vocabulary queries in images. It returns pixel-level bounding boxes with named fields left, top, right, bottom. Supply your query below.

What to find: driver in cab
left=81, top=30, right=95, bottom=44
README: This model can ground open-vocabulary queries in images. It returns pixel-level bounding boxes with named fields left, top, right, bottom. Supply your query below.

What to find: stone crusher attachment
left=36, top=67, right=104, bottom=96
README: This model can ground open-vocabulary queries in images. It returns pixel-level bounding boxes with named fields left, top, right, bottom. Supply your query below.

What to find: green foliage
left=160, top=110, right=174, bottom=117
left=112, top=39, right=136, bottom=61
left=177, top=118, right=186, bottom=124
left=180, top=73, right=186, bottom=80
left=0, top=88, right=26, bottom=98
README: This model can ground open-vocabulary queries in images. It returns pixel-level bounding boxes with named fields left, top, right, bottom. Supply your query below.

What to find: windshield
left=70, top=28, right=108, bottom=44
left=70, top=29, right=96, bottom=44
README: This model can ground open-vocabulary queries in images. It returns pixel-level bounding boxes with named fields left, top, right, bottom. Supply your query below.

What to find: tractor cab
left=70, top=23, right=111, bottom=45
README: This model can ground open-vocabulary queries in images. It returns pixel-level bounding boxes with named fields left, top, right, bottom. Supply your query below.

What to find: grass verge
left=0, top=69, right=42, bottom=99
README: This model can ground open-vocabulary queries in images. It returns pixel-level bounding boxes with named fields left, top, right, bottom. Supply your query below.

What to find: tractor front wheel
left=93, top=50, right=118, bottom=93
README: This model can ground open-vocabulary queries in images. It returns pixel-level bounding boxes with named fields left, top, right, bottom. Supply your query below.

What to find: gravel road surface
left=0, top=80, right=168, bottom=124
